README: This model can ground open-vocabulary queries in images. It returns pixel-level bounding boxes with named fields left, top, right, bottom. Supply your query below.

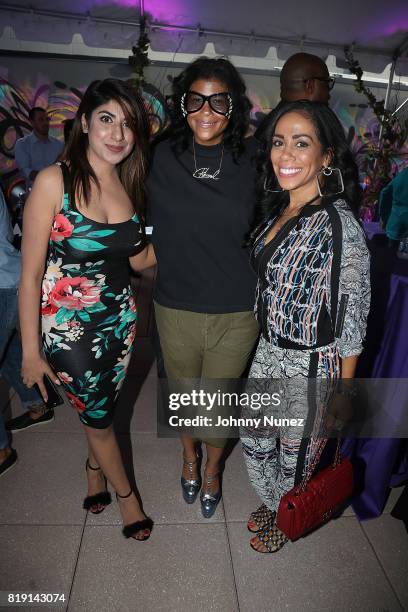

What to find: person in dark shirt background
left=255, top=52, right=335, bottom=139
left=279, top=52, right=334, bottom=104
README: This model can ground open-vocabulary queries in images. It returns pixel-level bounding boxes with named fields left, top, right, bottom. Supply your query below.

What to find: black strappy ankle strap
left=86, top=458, right=101, bottom=471
left=116, top=489, right=133, bottom=500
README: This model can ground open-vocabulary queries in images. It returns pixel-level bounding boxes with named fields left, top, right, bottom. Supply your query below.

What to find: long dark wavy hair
left=65, top=79, right=150, bottom=215
left=249, top=100, right=362, bottom=244
left=170, top=56, right=252, bottom=160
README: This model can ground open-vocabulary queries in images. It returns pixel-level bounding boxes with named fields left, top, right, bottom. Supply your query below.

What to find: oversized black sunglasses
left=181, top=91, right=233, bottom=117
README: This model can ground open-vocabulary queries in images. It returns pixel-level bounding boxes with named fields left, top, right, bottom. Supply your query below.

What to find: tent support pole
left=377, top=35, right=408, bottom=146
left=377, top=56, right=397, bottom=146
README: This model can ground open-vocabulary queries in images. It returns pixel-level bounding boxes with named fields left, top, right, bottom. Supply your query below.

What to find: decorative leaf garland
left=344, top=47, right=407, bottom=218
left=129, top=18, right=150, bottom=86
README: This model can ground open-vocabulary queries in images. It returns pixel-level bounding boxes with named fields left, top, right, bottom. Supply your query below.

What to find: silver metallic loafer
left=181, top=455, right=202, bottom=504
left=200, top=472, right=221, bottom=519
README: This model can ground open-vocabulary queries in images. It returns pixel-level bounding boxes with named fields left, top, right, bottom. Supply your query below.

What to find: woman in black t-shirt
left=148, top=57, right=259, bottom=518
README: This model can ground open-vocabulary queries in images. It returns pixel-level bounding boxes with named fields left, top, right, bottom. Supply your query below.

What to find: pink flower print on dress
left=129, top=295, right=137, bottom=314
left=50, top=214, right=74, bottom=242
left=41, top=279, right=58, bottom=315
left=50, top=277, right=101, bottom=310
left=66, top=391, right=86, bottom=413
left=57, top=371, right=73, bottom=384
left=124, top=322, right=136, bottom=348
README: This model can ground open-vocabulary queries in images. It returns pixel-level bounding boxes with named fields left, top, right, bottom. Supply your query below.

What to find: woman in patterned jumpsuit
left=241, top=101, right=370, bottom=552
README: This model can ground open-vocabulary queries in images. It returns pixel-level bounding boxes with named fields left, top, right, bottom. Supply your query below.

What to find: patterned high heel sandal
left=116, top=490, right=153, bottom=540
left=250, top=516, right=288, bottom=553
left=83, top=459, right=112, bottom=514
left=247, top=503, right=276, bottom=533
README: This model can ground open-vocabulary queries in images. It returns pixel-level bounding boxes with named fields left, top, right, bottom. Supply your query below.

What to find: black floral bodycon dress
left=41, top=163, right=145, bottom=428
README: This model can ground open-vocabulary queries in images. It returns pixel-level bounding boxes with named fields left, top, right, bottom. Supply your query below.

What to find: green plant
left=344, top=47, right=408, bottom=218
left=129, top=19, right=150, bottom=86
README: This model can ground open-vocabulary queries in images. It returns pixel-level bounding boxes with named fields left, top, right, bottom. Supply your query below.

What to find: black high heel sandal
left=83, top=459, right=112, bottom=514
left=116, top=489, right=154, bottom=540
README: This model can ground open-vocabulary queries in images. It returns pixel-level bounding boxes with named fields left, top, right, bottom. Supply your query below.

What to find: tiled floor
left=1, top=270, right=407, bottom=612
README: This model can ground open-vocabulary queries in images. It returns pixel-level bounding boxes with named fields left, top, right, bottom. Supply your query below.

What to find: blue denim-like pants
left=0, top=288, right=41, bottom=449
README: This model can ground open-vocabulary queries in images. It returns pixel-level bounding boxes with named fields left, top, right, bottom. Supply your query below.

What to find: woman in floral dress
left=19, top=79, right=156, bottom=541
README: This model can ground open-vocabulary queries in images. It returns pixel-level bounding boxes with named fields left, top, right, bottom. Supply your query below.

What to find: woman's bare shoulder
left=27, top=164, right=64, bottom=216
left=33, top=164, right=63, bottom=190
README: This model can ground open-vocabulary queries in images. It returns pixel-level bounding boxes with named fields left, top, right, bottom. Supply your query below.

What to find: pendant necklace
left=192, top=137, right=224, bottom=180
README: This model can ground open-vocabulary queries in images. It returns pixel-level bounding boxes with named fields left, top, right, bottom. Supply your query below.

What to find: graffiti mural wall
left=0, top=58, right=169, bottom=187
left=0, top=75, right=83, bottom=181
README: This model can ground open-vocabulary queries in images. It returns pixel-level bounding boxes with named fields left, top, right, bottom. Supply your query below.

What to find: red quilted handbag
left=276, top=439, right=353, bottom=541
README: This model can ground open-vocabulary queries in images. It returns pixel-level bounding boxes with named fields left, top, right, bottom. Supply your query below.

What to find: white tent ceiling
left=1, top=0, right=408, bottom=75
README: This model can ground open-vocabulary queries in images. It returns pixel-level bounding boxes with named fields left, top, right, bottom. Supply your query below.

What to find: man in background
left=279, top=52, right=334, bottom=105
left=14, top=107, right=63, bottom=188
left=255, top=52, right=335, bottom=138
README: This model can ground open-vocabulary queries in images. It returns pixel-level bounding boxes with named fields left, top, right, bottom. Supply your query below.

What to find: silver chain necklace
left=192, top=137, right=224, bottom=180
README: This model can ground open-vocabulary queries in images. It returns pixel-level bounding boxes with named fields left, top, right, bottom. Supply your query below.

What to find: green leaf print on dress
left=60, top=369, right=110, bottom=419
left=66, top=238, right=107, bottom=251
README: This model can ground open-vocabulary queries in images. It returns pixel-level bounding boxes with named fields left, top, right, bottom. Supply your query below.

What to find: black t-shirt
left=147, top=137, right=258, bottom=313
